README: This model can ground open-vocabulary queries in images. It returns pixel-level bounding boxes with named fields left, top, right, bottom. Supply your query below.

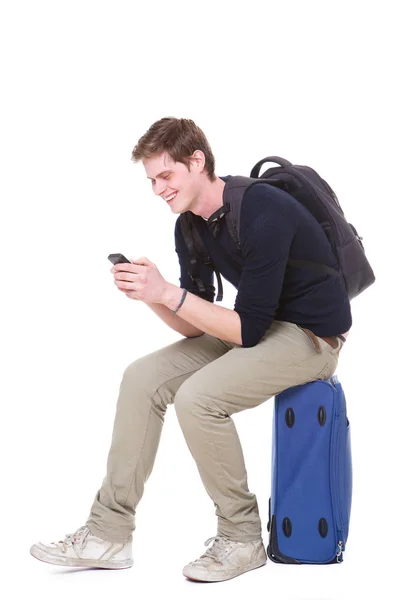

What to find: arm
left=155, top=194, right=294, bottom=347
left=233, top=187, right=298, bottom=347
left=113, top=198, right=292, bottom=346
left=159, top=215, right=242, bottom=344
left=148, top=215, right=219, bottom=338
left=161, top=285, right=242, bottom=345
left=144, top=301, right=205, bottom=338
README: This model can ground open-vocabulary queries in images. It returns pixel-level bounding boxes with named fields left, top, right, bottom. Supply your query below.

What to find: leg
left=174, top=320, right=342, bottom=543
left=86, top=334, right=234, bottom=543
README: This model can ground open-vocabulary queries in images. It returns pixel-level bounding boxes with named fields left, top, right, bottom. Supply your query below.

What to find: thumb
left=131, top=256, right=153, bottom=266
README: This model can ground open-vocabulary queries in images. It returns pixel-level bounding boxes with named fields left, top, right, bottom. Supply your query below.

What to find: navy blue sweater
left=175, top=178, right=352, bottom=348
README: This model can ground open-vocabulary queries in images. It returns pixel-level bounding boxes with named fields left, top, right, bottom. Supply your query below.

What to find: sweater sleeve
left=234, top=187, right=298, bottom=347
left=174, top=216, right=216, bottom=302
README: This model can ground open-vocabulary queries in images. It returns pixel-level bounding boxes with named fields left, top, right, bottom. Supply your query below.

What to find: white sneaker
left=182, top=535, right=267, bottom=582
left=30, top=525, right=133, bottom=569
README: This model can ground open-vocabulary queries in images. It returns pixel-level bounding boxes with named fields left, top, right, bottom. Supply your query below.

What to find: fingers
left=114, top=271, right=141, bottom=286
left=111, top=263, right=134, bottom=274
left=111, top=261, right=150, bottom=274
left=114, top=270, right=138, bottom=281
left=130, top=256, right=156, bottom=268
left=115, top=280, right=138, bottom=290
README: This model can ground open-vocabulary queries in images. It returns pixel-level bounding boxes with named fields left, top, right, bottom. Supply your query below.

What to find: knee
left=121, top=357, right=175, bottom=414
left=174, top=380, right=207, bottom=423
left=121, top=356, right=153, bottom=388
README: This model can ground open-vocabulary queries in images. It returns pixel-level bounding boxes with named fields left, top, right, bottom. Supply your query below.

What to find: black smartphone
left=108, top=253, right=131, bottom=265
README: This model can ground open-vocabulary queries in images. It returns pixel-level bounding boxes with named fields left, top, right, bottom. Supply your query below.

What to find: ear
left=190, top=150, right=206, bottom=171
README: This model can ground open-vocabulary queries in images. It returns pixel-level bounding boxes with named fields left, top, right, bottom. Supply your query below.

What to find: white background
left=0, top=0, right=397, bottom=598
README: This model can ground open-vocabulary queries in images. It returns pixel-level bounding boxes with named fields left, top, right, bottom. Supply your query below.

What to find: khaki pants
left=86, top=320, right=344, bottom=544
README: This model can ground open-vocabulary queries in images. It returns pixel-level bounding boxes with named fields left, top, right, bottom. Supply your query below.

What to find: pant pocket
left=295, top=324, right=321, bottom=354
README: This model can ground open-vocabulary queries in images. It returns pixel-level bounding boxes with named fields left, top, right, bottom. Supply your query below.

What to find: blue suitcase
left=267, top=376, right=352, bottom=564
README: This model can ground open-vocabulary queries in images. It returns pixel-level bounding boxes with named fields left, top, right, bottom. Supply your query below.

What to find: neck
left=189, top=177, right=226, bottom=220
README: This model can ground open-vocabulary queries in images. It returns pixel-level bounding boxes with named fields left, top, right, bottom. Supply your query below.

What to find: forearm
left=161, top=284, right=243, bottom=346
left=145, top=301, right=205, bottom=338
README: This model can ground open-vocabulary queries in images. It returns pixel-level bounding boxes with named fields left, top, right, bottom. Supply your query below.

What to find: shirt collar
left=205, top=205, right=226, bottom=223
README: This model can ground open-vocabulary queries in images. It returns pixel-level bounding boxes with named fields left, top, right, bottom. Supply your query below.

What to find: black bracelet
left=172, top=288, right=188, bottom=314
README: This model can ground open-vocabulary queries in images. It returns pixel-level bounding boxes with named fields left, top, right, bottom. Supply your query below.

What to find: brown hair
left=131, top=117, right=217, bottom=181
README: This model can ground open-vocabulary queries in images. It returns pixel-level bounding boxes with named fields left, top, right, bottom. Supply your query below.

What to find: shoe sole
left=30, top=545, right=133, bottom=569
left=183, top=556, right=267, bottom=582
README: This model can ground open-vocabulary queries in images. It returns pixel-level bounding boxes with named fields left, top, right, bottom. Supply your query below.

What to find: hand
left=111, top=256, right=169, bottom=304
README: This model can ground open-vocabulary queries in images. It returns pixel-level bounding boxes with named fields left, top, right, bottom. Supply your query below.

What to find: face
left=143, top=151, right=204, bottom=214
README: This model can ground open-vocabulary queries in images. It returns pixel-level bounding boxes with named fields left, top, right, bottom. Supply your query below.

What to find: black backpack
left=179, top=156, right=375, bottom=302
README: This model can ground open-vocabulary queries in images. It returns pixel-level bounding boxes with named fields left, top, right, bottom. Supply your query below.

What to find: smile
left=166, top=192, right=178, bottom=203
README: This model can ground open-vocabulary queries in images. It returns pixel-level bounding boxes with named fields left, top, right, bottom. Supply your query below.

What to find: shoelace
left=53, top=526, right=91, bottom=553
left=193, top=536, right=238, bottom=564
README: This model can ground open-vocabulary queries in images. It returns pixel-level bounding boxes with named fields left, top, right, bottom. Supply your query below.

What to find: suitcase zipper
left=333, top=413, right=345, bottom=562
left=336, top=541, right=343, bottom=563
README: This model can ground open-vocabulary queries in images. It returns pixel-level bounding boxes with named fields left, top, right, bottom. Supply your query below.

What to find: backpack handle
left=250, top=156, right=292, bottom=178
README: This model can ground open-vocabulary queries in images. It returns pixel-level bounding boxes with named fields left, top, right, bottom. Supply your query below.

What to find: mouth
left=165, top=192, right=178, bottom=205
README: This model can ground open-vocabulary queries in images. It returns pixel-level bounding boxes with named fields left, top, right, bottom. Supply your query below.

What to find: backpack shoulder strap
left=223, top=175, right=262, bottom=249
left=179, top=212, right=223, bottom=301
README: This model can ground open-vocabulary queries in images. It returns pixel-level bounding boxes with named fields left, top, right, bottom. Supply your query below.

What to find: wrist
left=171, top=289, right=187, bottom=314
left=161, top=283, right=183, bottom=310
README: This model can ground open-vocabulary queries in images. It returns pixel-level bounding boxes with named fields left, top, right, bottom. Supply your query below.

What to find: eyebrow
left=147, top=170, right=171, bottom=180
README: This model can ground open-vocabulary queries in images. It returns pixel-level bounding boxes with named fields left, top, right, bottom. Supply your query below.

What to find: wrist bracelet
left=172, top=288, right=188, bottom=314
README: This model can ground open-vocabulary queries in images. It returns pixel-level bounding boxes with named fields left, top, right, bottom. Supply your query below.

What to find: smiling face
left=143, top=151, right=205, bottom=214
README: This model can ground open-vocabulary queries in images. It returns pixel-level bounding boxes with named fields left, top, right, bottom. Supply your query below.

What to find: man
left=30, top=117, right=351, bottom=582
